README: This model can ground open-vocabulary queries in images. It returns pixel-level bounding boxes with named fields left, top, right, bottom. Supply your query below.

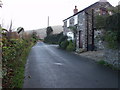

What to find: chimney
left=73, top=6, right=78, bottom=14
left=119, top=1, right=120, bottom=5
left=99, top=0, right=108, bottom=2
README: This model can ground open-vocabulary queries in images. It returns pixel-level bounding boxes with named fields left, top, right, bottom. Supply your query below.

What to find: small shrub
left=66, top=40, right=75, bottom=51
left=60, top=40, right=69, bottom=49
left=98, top=60, right=106, bottom=65
left=58, top=35, right=68, bottom=45
left=104, top=31, right=118, bottom=49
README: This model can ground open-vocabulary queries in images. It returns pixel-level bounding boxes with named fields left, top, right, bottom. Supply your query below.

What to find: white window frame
left=67, top=19, right=69, bottom=27
left=74, top=15, right=78, bottom=25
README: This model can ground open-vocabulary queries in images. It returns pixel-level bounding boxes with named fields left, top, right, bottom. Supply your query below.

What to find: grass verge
left=97, top=60, right=120, bottom=71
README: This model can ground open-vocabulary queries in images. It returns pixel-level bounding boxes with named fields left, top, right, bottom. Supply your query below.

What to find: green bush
left=44, top=35, right=58, bottom=44
left=97, top=60, right=106, bottom=65
left=58, top=35, right=68, bottom=45
left=44, top=32, right=63, bottom=44
left=60, top=40, right=69, bottom=49
left=31, top=31, right=39, bottom=43
left=66, top=40, right=75, bottom=51
left=104, top=31, right=118, bottom=49
left=58, top=36, right=76, bottom=51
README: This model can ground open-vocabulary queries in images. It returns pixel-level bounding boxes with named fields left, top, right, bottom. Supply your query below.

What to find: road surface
left=23, top=42, right=119, bottom=88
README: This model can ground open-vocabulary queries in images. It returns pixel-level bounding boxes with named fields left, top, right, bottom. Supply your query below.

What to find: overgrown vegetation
left=66, top=40, right=75, bottom=51
left=44, top=26, right=63, bottom=44
left=2, top=28, right=38, bottom=88
left=44, top=29, right=75, bottom=51
left=59, top=35, right=67, bottom=43
left=95, top=5, right=120, bottom=49
left=95, top=15, right=108, bottom=29
left=44, top=32, right=63, bottom=44
left=31, top=31, right=39, bottom=43
left=59, top=40, right=69, bottom=49
left=59, top=35, right=75, bottom=51
left=104, top=31, right=118, bottom=49
left=104, top=13, right=120, bottom=49
left=59, top=35, right=68, bottom=48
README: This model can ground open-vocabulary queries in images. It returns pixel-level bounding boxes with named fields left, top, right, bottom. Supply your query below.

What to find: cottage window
left=74, top=15, right=78, bottom=25
left=67, top=20, right=69, bottom=27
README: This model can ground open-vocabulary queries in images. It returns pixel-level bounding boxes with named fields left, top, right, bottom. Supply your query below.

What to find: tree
left=105, top=13, right=120, bottom=32
left=46, top=26, right=53, bottom=36
left=108, top=5, right=120, bottom=13
left=95, top=15, right=108, bottom=29
left=95, top=5, right=120, bottom=29
left=105, top=13, right=120, bottom=47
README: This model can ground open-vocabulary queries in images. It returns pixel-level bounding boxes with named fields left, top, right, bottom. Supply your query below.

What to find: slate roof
left=63, top=1, right=112, bottom=21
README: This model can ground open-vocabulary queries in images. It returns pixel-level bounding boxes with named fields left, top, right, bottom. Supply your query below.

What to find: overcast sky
left=0, top=0, right=119, bottom=31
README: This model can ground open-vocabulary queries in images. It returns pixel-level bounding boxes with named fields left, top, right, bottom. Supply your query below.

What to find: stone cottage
left=63, top=0, right=113, bottom=51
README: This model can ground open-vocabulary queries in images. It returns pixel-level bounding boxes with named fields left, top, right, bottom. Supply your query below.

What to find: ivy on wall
left=104, top=31, right=118, bottom=49
left=95, top=15, right=108, bottom=29
left=95, top=6, right=120, bottom=49
left=104, top=13, right=120, bottom=49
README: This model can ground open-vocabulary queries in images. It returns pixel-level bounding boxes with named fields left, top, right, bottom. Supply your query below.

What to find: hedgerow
left=2, top=29, right=38, bottom=88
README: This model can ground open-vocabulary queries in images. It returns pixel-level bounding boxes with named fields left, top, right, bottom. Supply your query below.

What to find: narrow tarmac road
left=23, top=42, right=119, bottom=88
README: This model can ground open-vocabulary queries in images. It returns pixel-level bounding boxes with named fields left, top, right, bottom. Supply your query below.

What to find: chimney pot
left=73, top=6, right=78, bottom=14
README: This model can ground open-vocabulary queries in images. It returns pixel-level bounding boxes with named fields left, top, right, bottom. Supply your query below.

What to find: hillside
left=25, top=25, right=63, bottom=39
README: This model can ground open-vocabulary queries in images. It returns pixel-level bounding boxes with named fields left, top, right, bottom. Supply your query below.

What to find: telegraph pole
left=48, top=16, right=49, bottom=27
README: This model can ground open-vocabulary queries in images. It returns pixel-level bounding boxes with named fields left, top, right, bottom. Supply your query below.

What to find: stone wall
left=76, top=11, right=86, bottom=51
left=94, top=30, right=105, bottom=50
left=83, top=2, right=113, bottom=51
left=104, top=47, right=120, bottom=68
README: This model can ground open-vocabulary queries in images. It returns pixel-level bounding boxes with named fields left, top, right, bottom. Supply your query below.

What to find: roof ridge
left=63, top=1, right=113, bottom=21
left=63, top=2, right=99, bottom=21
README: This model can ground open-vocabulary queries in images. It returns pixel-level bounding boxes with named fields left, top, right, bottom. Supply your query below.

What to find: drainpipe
left=85, top=12, right=89, bottom=51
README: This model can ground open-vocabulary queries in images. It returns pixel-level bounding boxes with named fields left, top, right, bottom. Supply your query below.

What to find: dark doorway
left=79, top=31, right=82, bottom=48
